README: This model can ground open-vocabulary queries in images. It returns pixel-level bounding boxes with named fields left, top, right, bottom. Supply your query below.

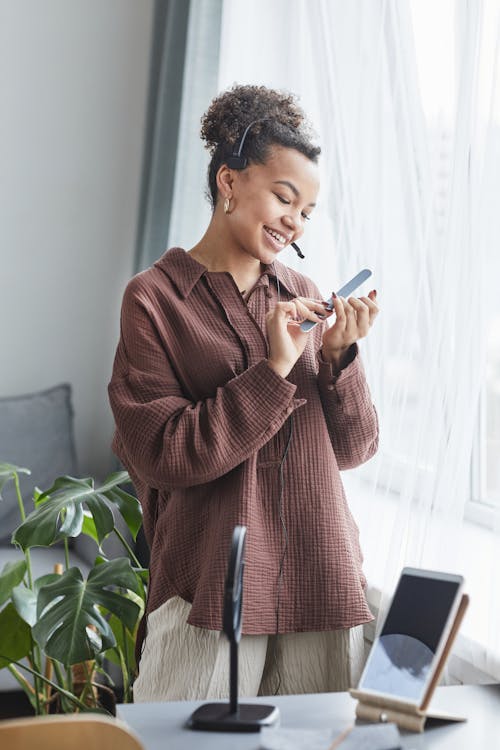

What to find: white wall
left=0, top=1, right=153, bottom=478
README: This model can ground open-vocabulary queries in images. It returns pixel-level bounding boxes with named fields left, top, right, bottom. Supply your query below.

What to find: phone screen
left=358, top=570, right=463, bottom=703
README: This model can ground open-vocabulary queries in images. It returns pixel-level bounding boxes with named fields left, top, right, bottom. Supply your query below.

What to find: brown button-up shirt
left=108, top=248, right=378, bottom=635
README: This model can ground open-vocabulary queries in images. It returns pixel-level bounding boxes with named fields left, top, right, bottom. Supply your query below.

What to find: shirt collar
left=154, top=248, right=206, bottom=298
left=264, top=259, right=301, bottom=298
left=154, top=247, right=301, bottom=299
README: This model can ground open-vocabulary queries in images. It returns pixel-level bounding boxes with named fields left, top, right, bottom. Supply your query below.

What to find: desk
left=117, top=684, right=500, bottom=749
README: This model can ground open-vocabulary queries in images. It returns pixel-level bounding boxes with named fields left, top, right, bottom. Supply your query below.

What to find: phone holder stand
left=350, top=594, right=469, bottom=733
left=188, top=526, right=280, bottom=732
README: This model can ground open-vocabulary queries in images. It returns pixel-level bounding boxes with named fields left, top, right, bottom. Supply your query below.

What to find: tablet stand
left=188, top=525, right=280, bottom=732
left=350, top=594, right=469, bottom=733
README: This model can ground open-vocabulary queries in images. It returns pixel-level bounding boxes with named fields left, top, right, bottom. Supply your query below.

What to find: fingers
left=266, top=300, right=302, bottom=323
left=330, top=291, right=379, bottom=339
left=347, top=297, right=371, bottom=337
left=268, top=298, right=327, bottom=325
left=359, top=291, right=379, bottom=326
left=293, top=297, right=333, bottom=323
left=268, top=292, right=378, bottom=332
left=293, top=298, right=328, bottom=324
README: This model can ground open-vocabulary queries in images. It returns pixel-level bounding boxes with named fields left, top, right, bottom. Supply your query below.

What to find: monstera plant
left=0, top=463, right=147, bottom=714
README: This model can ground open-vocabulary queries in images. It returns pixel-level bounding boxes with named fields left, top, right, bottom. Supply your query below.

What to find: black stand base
left=188, top=702, right=280, bottom=732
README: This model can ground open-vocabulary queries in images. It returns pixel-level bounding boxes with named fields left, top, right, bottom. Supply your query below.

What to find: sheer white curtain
left=217, top=0, right=500, bottom=680
left=167, top=0, right=223, bottom=251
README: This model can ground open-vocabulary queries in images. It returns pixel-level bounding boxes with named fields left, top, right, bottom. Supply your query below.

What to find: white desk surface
left=117, top=683, right=500, bottom=749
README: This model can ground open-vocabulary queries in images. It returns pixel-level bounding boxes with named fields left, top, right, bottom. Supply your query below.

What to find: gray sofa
left=0, top=383, right=122, bottom=692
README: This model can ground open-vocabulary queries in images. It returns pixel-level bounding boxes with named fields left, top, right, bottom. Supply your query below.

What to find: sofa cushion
left=0, top=384, right=78, bottom=543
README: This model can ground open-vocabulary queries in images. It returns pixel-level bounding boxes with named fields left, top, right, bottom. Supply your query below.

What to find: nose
left=282, top=211, right=303, bottom=237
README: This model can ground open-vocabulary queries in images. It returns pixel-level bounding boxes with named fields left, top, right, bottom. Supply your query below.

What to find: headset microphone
left=291, top=242, right=305, bottom=259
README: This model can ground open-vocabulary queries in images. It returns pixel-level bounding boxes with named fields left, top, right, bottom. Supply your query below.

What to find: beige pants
left=133, top=596, right=366, bottom=702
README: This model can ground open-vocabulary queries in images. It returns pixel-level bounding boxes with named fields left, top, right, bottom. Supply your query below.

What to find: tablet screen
left=358, top=570, right=463, bottom=702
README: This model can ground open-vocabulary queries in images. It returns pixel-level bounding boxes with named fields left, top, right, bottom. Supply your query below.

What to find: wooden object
left=350, top=594, right=469, bottom=732
left=0, top=713, right=145, bottom=750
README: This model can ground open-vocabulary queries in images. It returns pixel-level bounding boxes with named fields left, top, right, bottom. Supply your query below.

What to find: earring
left=223, top=197, right=231, bottom=214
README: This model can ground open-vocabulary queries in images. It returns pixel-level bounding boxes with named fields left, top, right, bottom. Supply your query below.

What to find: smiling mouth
left=263, top=226, right=289, bottom=247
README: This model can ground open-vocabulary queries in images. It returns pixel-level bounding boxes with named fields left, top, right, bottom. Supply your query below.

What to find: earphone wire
left=274, top=263, right=281, bottom=303
left=272, top=412, right=294, bottom=695
left=271, top=260, right=290, bottom=696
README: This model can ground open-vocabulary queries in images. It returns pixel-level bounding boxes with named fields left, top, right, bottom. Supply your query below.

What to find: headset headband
left=225, top=118, right=270, bottom=170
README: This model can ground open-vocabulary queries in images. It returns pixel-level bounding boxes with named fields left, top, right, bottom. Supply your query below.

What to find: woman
left=108, top=85, right=379, bottom=701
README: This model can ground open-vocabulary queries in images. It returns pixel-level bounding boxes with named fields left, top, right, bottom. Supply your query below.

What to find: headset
left=225, top=118, right=267, bottom=169
left=226, top=119, right=305, bottom=260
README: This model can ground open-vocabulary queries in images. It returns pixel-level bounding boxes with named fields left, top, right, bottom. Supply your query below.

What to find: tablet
left=357, top=568, right=464, bottom=705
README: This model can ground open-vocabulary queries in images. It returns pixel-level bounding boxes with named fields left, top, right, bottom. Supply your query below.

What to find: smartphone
left=356, top=568, right=464, bottom=705
left=300, top=268, right=372, bottom=331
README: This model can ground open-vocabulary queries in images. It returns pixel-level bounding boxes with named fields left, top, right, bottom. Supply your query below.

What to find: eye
left=275, top=192, right=312, bottom=221
left=274, top=193, right=290, bottom=205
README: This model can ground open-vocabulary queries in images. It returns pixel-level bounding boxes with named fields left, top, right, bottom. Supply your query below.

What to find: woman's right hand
left=266, top=298, right=329, bottom=378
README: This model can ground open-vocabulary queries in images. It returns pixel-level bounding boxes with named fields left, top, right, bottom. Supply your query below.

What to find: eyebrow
left=273, top=180, right=316, bottom=207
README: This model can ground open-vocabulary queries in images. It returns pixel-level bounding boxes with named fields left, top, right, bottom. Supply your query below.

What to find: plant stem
left=13, top=472, right=27, bottom=522
left=64, top=538, right=70, bottom=570
left=115, top=646, right=128, bottom=701
left=113, top=527, right=141, bottom=567
left=13, top=472, right=34, bottom=590
left=121, top=620, right=131, bottom=702
left=30, top=640, right=43, bottom=715
left=7, top=658, right=102, bottom=713
left=52, top=659, right=71, bottom=711
left=66, top=663, right=72, bottom=703
left=52, top=659, right=67, bottom=691
left=7, top=663, right=36, bottom=696
left=44, top=655, right=54, bottom=700
left=76, top=660, right=97, bottom=708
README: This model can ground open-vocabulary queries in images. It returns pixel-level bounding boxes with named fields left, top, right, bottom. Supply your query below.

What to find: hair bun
left=200, top=84, right=307, bottom=154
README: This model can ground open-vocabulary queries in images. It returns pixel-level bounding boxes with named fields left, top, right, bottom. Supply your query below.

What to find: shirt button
left=327, top=384, right=335, bottom=391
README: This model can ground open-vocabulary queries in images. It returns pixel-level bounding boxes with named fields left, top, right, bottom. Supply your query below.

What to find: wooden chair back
left=0, top=713, right=145, bottom=750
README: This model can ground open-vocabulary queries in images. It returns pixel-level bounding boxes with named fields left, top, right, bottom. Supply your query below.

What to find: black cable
left=269, top=261, right=293, bottom=695
left=272, top=412, right=294, bottom=695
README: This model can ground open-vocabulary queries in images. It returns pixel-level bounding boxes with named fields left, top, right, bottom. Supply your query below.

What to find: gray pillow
left=0, top=383, right=78, bottom=543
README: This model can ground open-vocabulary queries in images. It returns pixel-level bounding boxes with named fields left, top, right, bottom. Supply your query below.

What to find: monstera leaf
left=104, top=613, right=137, bottom=670
left=0, top=463, right=30, bottom=500
left=32, top=558, right=142, bottom=666
left=11, top=573, right=61, bottom=627
left=0, top=560, right=27, bottom=608
left=0, top=603, right=32, bottom=669
left=12, top=472, right=142, bottom=550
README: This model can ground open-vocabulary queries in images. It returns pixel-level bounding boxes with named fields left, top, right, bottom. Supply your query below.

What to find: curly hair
left=200, top=84, right=321, bottom=209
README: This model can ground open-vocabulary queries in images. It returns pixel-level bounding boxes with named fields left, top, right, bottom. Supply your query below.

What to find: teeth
left=265, top=226, right=287, bottom=245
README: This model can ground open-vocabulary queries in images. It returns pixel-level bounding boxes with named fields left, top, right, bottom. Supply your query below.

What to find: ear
left=216, top=164, right=234, bottom=199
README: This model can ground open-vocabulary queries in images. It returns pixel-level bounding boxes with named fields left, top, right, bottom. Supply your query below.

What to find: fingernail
left=371, top=289, right=377, bottom=296
left=331, top=292, right=337, bottom=299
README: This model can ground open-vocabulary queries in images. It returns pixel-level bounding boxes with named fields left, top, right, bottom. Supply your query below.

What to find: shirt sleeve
left=316, top=345, right=379, bottom=470
left=108, top=282, right=305, bottom=490
left=299, top=275, right=379, bottom=470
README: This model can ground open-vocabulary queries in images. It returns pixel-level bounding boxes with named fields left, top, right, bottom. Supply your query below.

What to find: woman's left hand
left=321, top=290, right=379, bottom=372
